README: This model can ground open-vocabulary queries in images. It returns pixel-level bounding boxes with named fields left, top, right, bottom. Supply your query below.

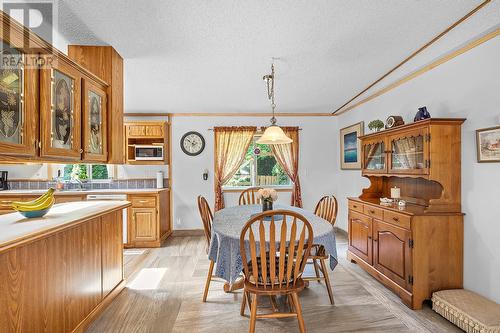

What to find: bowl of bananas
left=9, top=188, right=56, bottom=218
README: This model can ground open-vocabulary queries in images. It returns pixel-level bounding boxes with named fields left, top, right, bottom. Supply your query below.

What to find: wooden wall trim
left=332, top=0, right=492, bottom=116
left=124, top=112, right=332, bottom=117
left=335, top=28, right=500, bottom=116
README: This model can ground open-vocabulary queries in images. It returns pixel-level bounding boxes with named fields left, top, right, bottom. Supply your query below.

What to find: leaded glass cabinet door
left=40, top=57, right=82, bottom=160
left=82, top=78, right=107, bottom=162
left=362, top=136, right=387, bottom=174
left=0, top=41, right=38, bottom=157
left=388, top=127, right=429, bottom=175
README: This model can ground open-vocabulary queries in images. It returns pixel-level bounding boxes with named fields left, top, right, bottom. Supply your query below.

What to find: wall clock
left=180, top=131, right=205, bottom=156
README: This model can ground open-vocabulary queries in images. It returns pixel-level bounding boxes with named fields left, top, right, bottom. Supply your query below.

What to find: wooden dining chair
left=303, top=195, right=338, bottom=304
left=197, top=195, right=215, bottom=302
left=240, top=210, right=314, bottom=333
left=238, top=187, right=262, bottom=205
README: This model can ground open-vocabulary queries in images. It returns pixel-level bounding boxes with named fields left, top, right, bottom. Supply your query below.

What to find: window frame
left=52, top=163, right=115, bottom=183
left=222, top=134, right=293, bottom=190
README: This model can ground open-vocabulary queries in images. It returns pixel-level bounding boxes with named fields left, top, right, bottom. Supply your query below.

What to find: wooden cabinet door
left=127, top=125, right=145, bottom=137
left=130, top=207, right=157, bottom=242
left=82, top=78, right=107, bottom=162
left=387, top=127, right=430, bottom=175
left=55, top=195, right=84, bottom=204
left=0, top=41, right=39, bottom=158
left=373, top=219, right=413, bottom=291
left=348, top=211, right=372, bottom=264
left=145, top=124, right=164, bottom=137
left=40, top=57, right=82, bottom=160
left=362, top=136, right=387, bottom=174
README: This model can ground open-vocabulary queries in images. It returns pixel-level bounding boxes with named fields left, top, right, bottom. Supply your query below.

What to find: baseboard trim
left=172, top=229, right=205, bottom=237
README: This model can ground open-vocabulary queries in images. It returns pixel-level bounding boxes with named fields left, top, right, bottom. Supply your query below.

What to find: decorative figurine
left=414, top=106, right=431, bottom=122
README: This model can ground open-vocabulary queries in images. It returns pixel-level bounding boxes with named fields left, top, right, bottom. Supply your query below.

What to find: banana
left=11, top=188, right=55, bottom=208
left=12, top=195, right=55, bottom=212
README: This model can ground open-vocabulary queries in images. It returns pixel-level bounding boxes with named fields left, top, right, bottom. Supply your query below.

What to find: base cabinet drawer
left=383, top=210, right=411, bottom=229
left=363, top=205, right=384, bottom=220
left=348, top=200, right=364, bottom=213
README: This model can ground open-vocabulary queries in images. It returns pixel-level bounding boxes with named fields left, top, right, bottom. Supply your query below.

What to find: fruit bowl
left=10, top=188, right=55, bottom=219
left=18, top=207, right=52, bottom=218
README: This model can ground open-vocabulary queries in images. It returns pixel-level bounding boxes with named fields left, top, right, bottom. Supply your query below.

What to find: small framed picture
left=340, top=122, right=364, bottom=169
left=476, top=125, right=500, bottom=163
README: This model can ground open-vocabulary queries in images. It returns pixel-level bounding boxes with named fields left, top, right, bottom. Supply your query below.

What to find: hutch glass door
left=362, top=137, right=386, bottom=174
left=388, top=128, right=429, bottom=175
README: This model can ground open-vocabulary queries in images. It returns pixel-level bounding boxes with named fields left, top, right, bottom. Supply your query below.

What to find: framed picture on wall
left=340, top=121, right=364, bottom=169
left=476, top=125, right=500, bottom=163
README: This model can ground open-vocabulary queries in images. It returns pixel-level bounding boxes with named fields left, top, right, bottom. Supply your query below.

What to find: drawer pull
left=392, top=217, right=400, bottom=222
left=139, top=200, right=149, bottom=203
left=353, top=205, right=358, bottom=208
left=369, top=210, right=375, bottom=214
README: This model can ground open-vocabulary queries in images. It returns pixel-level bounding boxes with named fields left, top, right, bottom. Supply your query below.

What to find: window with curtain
left=224, top=135, right=291, bottom=188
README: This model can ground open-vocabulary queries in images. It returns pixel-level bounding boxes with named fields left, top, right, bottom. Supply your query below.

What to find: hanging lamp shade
left=257, top=124, right=292, bottom=144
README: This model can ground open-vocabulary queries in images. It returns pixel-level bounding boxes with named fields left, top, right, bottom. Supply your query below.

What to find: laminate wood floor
left=86, top=232, right=461, bottom=333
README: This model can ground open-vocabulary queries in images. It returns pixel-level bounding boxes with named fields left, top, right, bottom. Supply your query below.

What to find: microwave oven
left=135, top=145, right=164, bottom=160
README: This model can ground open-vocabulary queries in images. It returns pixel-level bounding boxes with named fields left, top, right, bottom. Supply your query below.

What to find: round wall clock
left=180, top=131, right=205, bottom=156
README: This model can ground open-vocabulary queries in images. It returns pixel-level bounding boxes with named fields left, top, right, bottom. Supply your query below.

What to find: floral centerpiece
left=257, top=188, right=278, bottom=212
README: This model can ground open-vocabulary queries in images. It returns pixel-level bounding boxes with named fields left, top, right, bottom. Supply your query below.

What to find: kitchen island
left=0, top=200, right=131, bottom=333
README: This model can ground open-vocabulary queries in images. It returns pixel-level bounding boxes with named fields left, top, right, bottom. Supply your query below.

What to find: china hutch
left=0, top=11, right=123, bottom=164
left=347, top=118, right=465, bottom=309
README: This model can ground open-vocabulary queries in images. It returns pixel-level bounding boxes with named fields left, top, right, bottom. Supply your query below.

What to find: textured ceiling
left=56, top=0, right=499, bottom=114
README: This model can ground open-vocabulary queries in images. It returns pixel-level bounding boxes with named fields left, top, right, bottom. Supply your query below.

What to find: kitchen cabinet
left=125, top=121, right=169, bottom=165
left=82, top=78, right=107, bottom=162
left=0, top=27, right=39, bottom=158
left=130, top=207, right=157, bottom=242
left=126, top=191, right=171, bottom=248
left=40, top=56, right=83, bottom=160
left=68, top=45, right=124, bottom=164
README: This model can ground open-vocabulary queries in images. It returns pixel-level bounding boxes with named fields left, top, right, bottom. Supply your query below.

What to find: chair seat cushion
left=432, top=289, right=500, bottom=333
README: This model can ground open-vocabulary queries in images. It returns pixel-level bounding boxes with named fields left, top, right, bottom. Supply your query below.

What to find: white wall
left=335, top=37, right=500, bottom=303
left=171, top=116, right=338, bottom=230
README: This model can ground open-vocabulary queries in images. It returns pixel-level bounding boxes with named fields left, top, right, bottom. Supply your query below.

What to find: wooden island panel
left=0, top=202, right=128, bottom=333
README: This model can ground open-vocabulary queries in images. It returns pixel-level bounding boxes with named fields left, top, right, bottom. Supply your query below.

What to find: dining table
left=208, top=203, right=338, bottom=287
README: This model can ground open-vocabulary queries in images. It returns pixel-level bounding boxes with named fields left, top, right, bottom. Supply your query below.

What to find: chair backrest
left=238, top=187, right=262, bottom=205
left=314, top=195, right=338, bottom=226
left=240, top=210, right=313, bottom=289
left=197, top=195, right=213, bottom=250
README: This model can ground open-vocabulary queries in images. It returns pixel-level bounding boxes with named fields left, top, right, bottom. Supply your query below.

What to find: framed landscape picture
left=340, top=121, right=364, bottom=169
left=476, top=125, right=500, bottom=162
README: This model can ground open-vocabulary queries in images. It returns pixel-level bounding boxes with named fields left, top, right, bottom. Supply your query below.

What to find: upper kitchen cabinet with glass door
left=362, top=135, right=387, bottom=175
left=40, top=56, right=83, bottom=160
left=82, top=77, right=107, bottom=162
left=387, top=127, right=429, bottom=175
left=0, top=32, right=39, bottom=158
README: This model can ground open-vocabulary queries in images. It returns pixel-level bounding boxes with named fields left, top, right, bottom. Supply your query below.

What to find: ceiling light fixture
left=257, top=62, right=293, bottom=145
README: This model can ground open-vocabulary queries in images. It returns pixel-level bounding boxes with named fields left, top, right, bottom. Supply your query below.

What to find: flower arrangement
left=257, top=188, right=278, bottom=202
left=257, top=188, right=278, bottom=211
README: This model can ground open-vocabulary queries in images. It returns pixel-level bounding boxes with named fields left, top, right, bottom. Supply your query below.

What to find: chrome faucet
left=71, top=177, right=85, bottom=190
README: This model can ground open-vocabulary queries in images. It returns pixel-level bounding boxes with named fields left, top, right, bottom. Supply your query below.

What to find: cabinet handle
left=79, top=149, right=83, bottom=153
left=368, top=236, right=372, bottom=240
left=392, top=217, right=400, bottom=222
left=352, top=205, right=358, bottom=208
left=369, top=210, right=375, bottom=214
left=139, top=200, right=149, bottom=203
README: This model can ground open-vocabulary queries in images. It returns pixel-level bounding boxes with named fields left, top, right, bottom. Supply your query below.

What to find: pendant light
left=257, top=63, right=293, bottom=144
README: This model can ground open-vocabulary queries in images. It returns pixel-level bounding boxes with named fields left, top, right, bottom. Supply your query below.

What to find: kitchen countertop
left=0, top=200, right=131, bottom=252
left=0, top=188, right=169, bottom=196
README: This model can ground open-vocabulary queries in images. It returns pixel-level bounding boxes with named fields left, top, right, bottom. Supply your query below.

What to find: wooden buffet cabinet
left=347, top=118, right=465, bottom=309
left=0, top=201, right=129, bottom=333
